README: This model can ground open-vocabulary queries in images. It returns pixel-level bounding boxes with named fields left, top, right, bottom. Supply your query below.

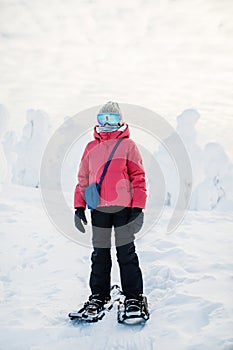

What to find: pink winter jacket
left=74, top=124, right=147, bottom=209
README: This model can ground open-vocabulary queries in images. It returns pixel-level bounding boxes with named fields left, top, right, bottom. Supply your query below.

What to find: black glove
left=74, top=207, right=88, bottom=233
left=128, top=208, right=144, bottom=234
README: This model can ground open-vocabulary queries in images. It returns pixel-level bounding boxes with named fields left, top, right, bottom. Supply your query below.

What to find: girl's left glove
left=128, top=208, right=144, bottom=234
left=74, top=207, right=88, bottom=233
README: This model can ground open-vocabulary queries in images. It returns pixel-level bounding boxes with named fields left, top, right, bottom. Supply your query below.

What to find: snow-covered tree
left=191, top=142, right=233, bottom=210
left=12, top=109, right=50, bottom=187
left=0, top=104, right=9, bottom=138
left=0, top=104, right=9, bottom=186
left=154, top=109, right=202, bottom=208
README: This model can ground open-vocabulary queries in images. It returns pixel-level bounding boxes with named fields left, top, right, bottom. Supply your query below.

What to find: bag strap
left=98, top=138, right=123, bottom=188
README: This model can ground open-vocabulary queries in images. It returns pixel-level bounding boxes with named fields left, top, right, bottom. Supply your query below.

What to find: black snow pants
left=89, top=206, right=143, bottom=300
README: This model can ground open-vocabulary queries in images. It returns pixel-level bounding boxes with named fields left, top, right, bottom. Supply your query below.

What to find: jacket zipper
left=105, top=140, right=111, bottom=206
left=103, top=140, right=109, bottom=206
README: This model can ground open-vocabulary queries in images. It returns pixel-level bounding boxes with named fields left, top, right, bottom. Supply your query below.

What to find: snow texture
left=0, top=184, right=232, bottom=350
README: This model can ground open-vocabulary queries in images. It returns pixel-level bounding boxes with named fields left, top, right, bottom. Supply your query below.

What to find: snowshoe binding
left=117, top=295, right=150, bottom=324
left=69, top=285, right=121, bottom=323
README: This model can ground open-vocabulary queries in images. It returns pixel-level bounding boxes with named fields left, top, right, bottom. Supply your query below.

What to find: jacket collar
left=94, top=123, right=130, bottom=141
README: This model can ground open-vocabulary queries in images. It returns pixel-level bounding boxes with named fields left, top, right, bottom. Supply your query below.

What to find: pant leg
left=89, top=209, right=113, bottom=298
left=91, top=208, right=113, bottom=249
left=89, top=247, right=112, bottom=299
left=116, top=242, right=143, bottom=298
left=113, top=207, right=135, bottom=247
left=113, top=208, right=143, bottom=298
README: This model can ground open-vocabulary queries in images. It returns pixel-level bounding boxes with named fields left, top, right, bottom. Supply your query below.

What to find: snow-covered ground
left=0, top=184, right=233, bottom=350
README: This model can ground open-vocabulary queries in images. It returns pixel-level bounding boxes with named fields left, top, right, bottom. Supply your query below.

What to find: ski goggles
left=97, top=113, right=121, bottom=126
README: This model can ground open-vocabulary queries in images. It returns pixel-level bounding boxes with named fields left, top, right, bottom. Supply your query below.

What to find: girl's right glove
left=128, top=207, right=144, bottom=234
left=74, top=207, right=88, bottom=233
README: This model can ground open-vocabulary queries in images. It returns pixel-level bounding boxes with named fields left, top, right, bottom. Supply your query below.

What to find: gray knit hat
left=98, top=101, right=122, bottom=118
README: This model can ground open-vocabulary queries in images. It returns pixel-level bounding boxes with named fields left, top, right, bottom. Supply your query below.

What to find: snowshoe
left=69, top=285, right=122, bottom=323
left=117, top=295, right=150, bottom=324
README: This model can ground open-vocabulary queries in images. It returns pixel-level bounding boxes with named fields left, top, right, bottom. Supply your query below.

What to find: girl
left=74, top=101, right=147, bottom=318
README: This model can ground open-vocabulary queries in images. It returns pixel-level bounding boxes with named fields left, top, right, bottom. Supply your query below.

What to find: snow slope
left=0, top=184, right=233, bottom=350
